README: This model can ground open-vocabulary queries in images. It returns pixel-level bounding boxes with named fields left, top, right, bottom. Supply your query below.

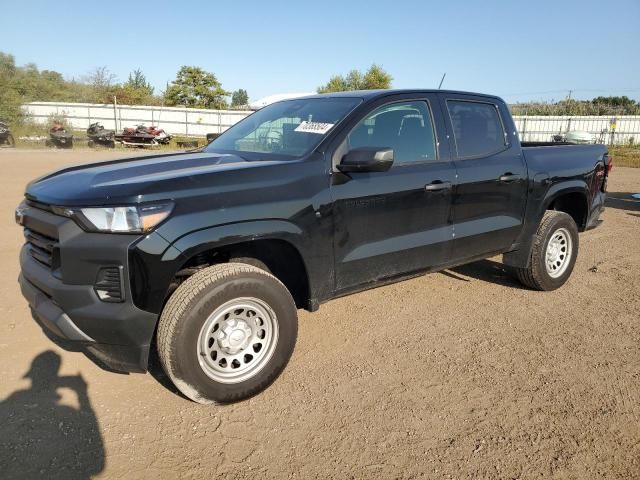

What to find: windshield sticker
left=294, top=121, right=334, bottom=134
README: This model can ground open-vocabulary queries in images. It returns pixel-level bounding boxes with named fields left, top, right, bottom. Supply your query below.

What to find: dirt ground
left=0, top=149, right=638, bottom=479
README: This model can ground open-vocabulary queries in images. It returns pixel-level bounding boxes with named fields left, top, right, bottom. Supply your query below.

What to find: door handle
left=425, top=181, right=452, bottom=192
left=499, top=173, right=521, bottom=183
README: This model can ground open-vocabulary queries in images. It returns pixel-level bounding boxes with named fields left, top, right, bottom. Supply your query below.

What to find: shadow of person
left=0, top=351, right=105, bottom=480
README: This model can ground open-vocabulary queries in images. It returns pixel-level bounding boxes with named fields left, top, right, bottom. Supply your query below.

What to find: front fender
left=130, top=220, right=313, bottom=315
left=165, top=219, right=305, bottom=261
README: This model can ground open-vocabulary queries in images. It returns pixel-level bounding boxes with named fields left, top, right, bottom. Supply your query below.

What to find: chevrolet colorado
left=16, top=90, right=611, bottom=403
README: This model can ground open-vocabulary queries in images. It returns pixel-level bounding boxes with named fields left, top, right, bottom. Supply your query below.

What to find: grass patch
left=609, top=146, right=640, bottom=168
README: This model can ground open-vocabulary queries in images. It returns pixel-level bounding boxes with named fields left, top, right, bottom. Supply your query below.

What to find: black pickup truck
left=16, top=90, right=610, bottom=403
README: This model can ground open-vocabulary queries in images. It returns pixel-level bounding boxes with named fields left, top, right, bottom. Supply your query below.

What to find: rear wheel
left=157, top=263, right=298, bottom=403
left=514, top=211, right=579, bottom=291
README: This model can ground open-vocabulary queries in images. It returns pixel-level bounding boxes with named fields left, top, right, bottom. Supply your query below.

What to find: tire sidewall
left=534, top=213, right=579, bottom=290
left=168, top=271, right=297, bottom=403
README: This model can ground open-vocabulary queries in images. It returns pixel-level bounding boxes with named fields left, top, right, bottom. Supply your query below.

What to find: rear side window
left=447, top=100, right=506, bottom=158
left=347, top=101, right=437, bottom=164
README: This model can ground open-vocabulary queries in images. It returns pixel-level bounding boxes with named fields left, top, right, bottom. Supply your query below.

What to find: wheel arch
left=504, top=181, right=588, bottom=269
left=541, top=182, right=589, bottom=231
left=162, top=220, right=316, bottom=312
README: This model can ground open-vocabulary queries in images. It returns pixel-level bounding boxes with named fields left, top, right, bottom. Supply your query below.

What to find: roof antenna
left=438, top=73, right=447, bottom=89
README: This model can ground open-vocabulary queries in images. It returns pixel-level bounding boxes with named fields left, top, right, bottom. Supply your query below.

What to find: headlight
left=54, top=202, right=173, bottom=233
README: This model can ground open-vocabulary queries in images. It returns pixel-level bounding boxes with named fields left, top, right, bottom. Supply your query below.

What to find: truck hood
left=25, top=151, right=288, bottom=206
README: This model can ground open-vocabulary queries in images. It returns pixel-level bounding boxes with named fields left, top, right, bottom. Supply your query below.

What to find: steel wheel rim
left=197, top=297, right=279, bottom=384
left=545, top=227, right=572, bottom=278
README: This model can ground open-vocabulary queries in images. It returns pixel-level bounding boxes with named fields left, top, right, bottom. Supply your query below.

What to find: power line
left=504, top=88, right=640, bottom=97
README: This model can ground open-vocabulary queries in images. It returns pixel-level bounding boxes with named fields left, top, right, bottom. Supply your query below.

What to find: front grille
left=24, top=228, right=58, bottom=269
left=26, top=199, right=54, bottom=213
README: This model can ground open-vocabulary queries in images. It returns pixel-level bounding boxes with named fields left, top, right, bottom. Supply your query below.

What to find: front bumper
left=17, top=204, right=159, bottom=373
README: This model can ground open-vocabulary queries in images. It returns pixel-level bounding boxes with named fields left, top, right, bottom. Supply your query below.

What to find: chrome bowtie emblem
left=15, top=206, right=28, bottom=226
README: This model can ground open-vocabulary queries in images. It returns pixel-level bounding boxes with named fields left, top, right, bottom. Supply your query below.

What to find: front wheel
left=514, top=211, right=579, bottom=291
left=157, top=263, right=298, bottom=403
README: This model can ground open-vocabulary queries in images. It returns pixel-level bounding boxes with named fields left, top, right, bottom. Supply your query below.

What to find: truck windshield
left=205, top=97, right=361, bottom=159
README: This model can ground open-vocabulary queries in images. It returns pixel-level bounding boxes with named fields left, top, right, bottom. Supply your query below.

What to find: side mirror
left=337, top=147, right=394, bottom=173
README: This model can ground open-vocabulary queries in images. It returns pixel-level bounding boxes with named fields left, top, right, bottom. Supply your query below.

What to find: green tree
left=83, top=66, right=118, bottom=103
left=591, top=96, right=636, bottom=108
left=231, top=88, right=249, bottom=107
left=0, top=51, right=167, bottom=121
left=0, top=52, right=76, bottom=122
left=124, top=69, right=154, bottom=94
left=0, top=53, right=23, bottom=122
left=115, top=69, right=156, bottom=104
left=164, top=66, right=229, bottom=109
left=318, top=64, right=392, bottom=93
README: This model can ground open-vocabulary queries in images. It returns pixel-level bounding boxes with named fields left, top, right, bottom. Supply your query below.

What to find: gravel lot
left=1, top=149, right=638, bottom=479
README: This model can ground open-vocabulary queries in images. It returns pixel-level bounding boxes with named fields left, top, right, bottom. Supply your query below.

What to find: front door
left=330, top=96, right=457, bottom=291
left=439, top=94, right=528, bottom=261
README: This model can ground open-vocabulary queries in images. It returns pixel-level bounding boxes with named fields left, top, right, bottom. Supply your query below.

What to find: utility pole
left=567, top=90, right=573, bottom=101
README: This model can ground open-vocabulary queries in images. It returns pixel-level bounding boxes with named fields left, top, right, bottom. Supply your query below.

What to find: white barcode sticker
left=294, top=121, right=334, bottom=134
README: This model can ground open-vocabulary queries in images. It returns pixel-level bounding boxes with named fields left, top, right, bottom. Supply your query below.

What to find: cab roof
left=295, top=89, right=502, bottom=102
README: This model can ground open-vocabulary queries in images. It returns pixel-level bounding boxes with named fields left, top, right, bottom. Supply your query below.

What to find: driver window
left=347, top=101, right=437, bottom=164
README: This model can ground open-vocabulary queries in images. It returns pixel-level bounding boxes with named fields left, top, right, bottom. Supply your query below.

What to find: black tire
left=514, top=211, right=579, bottom=291
left=157, top=263, right=297, bottom=404
left=228, top=255, right=271, bottom=273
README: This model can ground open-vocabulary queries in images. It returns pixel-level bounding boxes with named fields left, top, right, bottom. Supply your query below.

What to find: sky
left=1, top=0, right=639, bottom=103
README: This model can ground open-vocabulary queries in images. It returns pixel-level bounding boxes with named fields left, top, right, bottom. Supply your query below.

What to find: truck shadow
left=0, top=351, right=105, bottom=480
left=447, top=259, right=524, bottom=289
left=605, top=192, right=640, bottom=211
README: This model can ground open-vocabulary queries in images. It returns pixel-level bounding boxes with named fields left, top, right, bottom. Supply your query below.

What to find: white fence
left=22, top=102, right=640, bottom=145
left=513, top=115, right=640, bottom=145
left=22, top=102, right=253, bottom=137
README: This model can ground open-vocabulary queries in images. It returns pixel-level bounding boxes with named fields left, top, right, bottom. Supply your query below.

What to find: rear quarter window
left=447, top=100, right=506, bottom=158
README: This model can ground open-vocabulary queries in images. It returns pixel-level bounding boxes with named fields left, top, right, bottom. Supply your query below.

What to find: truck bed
left=521, top=143, right=608, bottom=172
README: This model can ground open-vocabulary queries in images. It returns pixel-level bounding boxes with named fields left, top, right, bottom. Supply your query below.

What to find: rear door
left=329, top=94, right=456, bottom=291
left=438, top=94, right=527, bottom=261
